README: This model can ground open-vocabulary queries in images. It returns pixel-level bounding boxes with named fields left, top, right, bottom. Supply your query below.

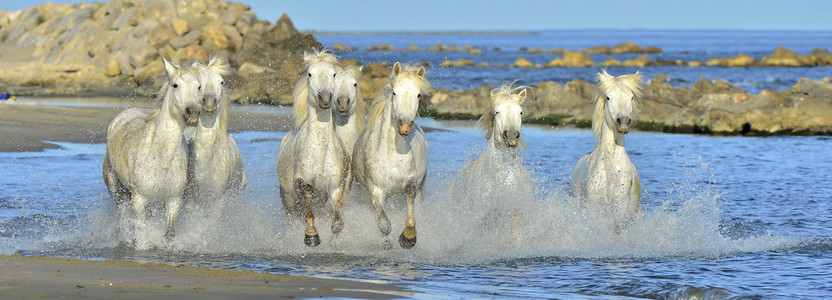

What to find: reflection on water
left=1, top=121, right=831, bottom=298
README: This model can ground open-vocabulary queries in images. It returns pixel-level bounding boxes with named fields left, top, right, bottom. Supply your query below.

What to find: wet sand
left=0, top=99, right=293, bottom=152
left=0, top=254, right=412, bottom=299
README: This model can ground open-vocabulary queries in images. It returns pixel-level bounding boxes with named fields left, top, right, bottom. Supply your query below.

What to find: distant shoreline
left=305, top=30, right=539, bottom=36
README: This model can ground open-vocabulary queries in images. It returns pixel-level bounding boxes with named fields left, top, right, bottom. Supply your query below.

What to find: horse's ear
left=517, top=89, right=527, bottom=104
left=417, top=66, right=426, bottom=77
left=163, top=58, right=179, bottom=77
left=392, top=62, right=402, bottom=77
left=596, top=70, right=614, bottom=84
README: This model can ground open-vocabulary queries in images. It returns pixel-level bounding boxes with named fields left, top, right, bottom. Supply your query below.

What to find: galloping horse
left=103, top=59, right=201, bottom=248
left=449, top=83, right=534, bottom=241
left=276, top=49, right=351, bottom=247
left=569, top=70, right=644, bottom=232
left=185, top=55, right=246, bottom=216
left=332, top=66, right=365, bottom=157
left=353, top=62, right=430, bottom=249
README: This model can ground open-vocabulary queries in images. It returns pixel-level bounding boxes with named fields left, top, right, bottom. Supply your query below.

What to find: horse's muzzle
left=398, top=120, right=414, bottom=136
left=615, top=116, right=632, bottom=134
left=185, top=107, right=199, bottom=126
left=317, top=91, right=332, bottom=109
left=202, top=97, right=217, bottom=116
left=503, top=129, right=520, bottom=148
left=336, top=96, right=350, bottom=115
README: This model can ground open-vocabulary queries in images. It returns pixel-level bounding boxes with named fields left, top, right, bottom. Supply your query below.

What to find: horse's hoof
left=398, top=232, right=417, bottom=249
left=304, top=234, right=321, bottom=247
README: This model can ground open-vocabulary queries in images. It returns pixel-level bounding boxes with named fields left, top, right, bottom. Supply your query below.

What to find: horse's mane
left=478, top=82, right=530, bottom=141
left=366, top=63, right=431, bottom=130
left=293, top=48, right=339, bottom=128
left=592, top=69, right=644, bottom=141
left=340, top=65, right=365, bottom=132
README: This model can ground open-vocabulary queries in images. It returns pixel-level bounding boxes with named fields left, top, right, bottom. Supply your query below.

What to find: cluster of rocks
left=0, top=0, right=319, bottom=104
left=525, top=42, right=662, bottom=54
left=439, top=47, right=832, bottom=69
left=424, top=75, right=832, bottom=136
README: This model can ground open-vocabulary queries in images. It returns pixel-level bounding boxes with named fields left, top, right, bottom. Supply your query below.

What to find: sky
left=4, top=0, right=831, bottom=32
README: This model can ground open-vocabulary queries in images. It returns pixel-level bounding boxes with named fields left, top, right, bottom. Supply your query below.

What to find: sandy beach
left=0, top=254, right=412, bottom=298
left=0, top=98, right=294, bottom=152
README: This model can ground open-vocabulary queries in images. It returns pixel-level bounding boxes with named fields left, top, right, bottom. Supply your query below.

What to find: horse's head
left=192, top=55, right=230, bottom=116
left=596, top=70, right=643, bottom=135
left=164, top=59, right=201, bottom=127
left=485, top=84, right=528, bottom=148
left=389, top=62, right=429, bottom=136
left=333, top=66, right=362, bottom=116
left=304, top=50, right=338, bottom=110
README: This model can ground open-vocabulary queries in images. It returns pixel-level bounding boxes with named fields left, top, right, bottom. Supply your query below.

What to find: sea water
left=1, top=124, right=830, bottom=298
left=2, top=29, right=832, bottom=297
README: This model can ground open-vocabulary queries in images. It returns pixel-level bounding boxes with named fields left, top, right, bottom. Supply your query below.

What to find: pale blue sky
left=4, top=0, right=831, bottom=31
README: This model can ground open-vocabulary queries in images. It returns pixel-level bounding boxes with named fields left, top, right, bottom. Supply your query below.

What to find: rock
left=169, top=29, right=201, bottom=49
left=148, top=25, right=176, bottom=48
left=365, top=44, right=393, bottom=51
left=599, top=57, right=622, bottom=67
left=513, top=57, right=533, bottom=68
left=583, top=46, right=611, bottom=54
left=469, top=48, right=483, bottom=55
left=476, top=62, right=489, bottom=67
left=727, top=54, right=754, bottom=67
left=105, top=59, right=120, bottom=76
left=132, top=18, right=158, bottom=37
left=408, top=45, right=419, bottom=51
left=761, top=47, right=801, bottom=66
left=170, top=17, right=189, bottom=36
left=204, top=25, right=230, bottom=49
left=622, top=55, right=650, bottom=67
left=238, top=62, right=276, bottom=77
left=545, top=51, right=594, bottom=67
left=440, top=59, right=474, bottom=68
left=222, top=25, right=243, bottom=50
left=173, top=45, right=208, bottom=65
left=133, top=60, right=163, bottom=82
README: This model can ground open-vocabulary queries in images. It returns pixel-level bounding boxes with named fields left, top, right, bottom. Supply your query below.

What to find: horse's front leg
left=369, top=184, right=392, bottom=249
left=398, top=183, right=418, bottom=249
left=131, top=194, right=150, bottom=248
left=331, top=164, right=352, bottom=236
left=164, top=197, right=183, bottom=241
left=296, top=179, right=320, bottom=247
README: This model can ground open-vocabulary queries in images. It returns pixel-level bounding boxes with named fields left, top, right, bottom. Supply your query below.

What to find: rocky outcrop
left=424, top=76, right=832, bottom=136
left=0, top=0, right=319, bottom=104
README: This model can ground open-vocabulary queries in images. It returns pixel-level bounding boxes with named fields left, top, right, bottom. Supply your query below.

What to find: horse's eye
left=495, top=111, right=499, bottom=115
left=198, top=85, right=201, bottom=90
left=631, top=96, right=635, bottom=101
left=392, top=92, right=396, bottom=96
left=354, top=83, right=358, bottom=87
left=333, top=73, right=336, bottom=78
left=172, top=83, right=179, bottom=88
left=605, top=96, right=610, bottom=101
left=520, top=111, right=524, bottom=115
left=417, top=93, right=421, bottom=98
left=308, top=73, right=312, bottom=77
left=221, top=81, right=225, bottom=85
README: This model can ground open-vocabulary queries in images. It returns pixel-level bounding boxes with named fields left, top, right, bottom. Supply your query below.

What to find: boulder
left=440, top=59, right=474, bottom=68
left=513, top=57, right=533, bottom=68
left=622, top=55, right=650, bottom=67
left=169, top=29, right=201, bottom=49
left=170, top=17, right=189, bottom=36
left=105, top=59, right=120, bottom=76
left=545, top=51, right=594, bottom=67
left=238, top=62, right=276, bottom=77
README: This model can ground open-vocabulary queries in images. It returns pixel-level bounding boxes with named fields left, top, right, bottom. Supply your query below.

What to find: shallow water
left=1, top=117, right=830, bottom=298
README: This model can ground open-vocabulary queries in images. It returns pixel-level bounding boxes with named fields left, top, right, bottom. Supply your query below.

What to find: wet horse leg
left=398, top=184, right=418, bottom=249
left=296, top=179, right=320, bottom=247
left=369, top=185, right=391, bottom=249
left=164, top=197, right=182, bottom=241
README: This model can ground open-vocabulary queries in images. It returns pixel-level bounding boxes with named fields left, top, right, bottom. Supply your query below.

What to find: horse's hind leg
left=398, top=184, right=418, bottom=249
left=296, top=179, right=320, bottom=247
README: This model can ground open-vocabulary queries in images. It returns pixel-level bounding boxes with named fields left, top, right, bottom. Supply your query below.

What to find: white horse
left=569, top=70, right=644, bottom=232
left=353, top=62, right=430, bottom=249
left=449, top=83, right=534, bottom=242
left=103, top=59, right=201, bottom=247
left=332, top=65, right=365, bottom=157
left=276, top=49, right=351, bottom=247
left=184, top=55, right=247, bottom=216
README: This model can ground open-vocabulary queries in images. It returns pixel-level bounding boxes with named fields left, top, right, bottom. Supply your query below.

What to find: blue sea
left=2, top=30, right=832, bottom=298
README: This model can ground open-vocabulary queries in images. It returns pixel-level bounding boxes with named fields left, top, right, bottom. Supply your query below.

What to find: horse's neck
left=306, top=100, right=337, bottom=134
left=596, top=123, right=626, bottom=157
left=485, top=137, right=519, bottom=164
left=334, top=110, right=357, bottom=130
left=154, top=92, right=185, bottom=145
left=195, top=111, right=224, bottom=147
